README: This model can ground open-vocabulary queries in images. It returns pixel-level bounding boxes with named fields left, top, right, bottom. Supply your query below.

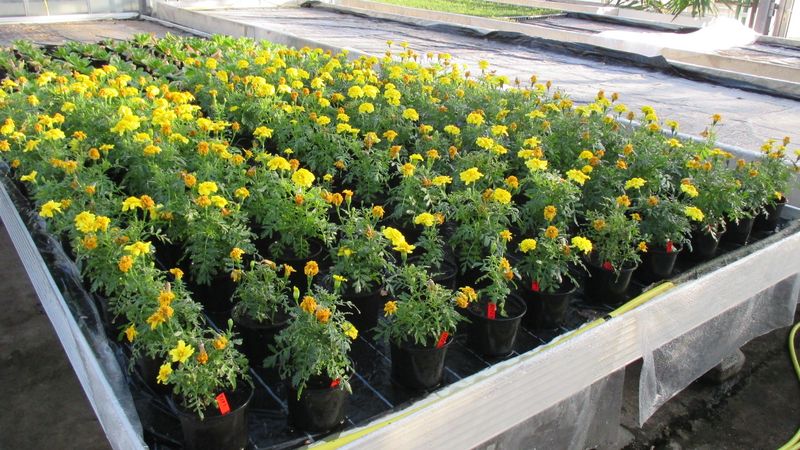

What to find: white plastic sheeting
left=598, top=18, right=760, bottom=56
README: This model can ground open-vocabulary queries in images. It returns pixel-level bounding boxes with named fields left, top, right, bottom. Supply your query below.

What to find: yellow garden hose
left=777, top=322, right=800, bottom=450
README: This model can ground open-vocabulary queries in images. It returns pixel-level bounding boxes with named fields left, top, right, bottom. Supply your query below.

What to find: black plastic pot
left=637, top=243, right=682, bottom=283
left=585, top=260, right=637, bottom=305
left=176, top=386, right=253, bottom=450
left=688, top=228, right=723, bottom=261
left=234, top=311, right=290, bottom=368
left=754, top=197, right=787, bottom=232
left=270, top=239, right=325, bottom=294
left=429, top=258, right=458, bottom=290
left=390, top=336, right=452, bottom=390
left=522, top=280, right=576, bottom=329
left=466, top=295, right=527, bottom=357
left=722, top=216, right=755, bottom=245
left=341, top=285, right=386, bottom=332
left=188, top=275, right=235, bottom=319
left=287, top=378, right=349, bottom=432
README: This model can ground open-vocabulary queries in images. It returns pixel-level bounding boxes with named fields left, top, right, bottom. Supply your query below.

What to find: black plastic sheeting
left=307, top=3, right=800, bottom=101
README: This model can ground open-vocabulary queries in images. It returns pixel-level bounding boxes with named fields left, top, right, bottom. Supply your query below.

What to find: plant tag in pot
left=330, top=378, right=340, bottom=388
left=436, top=331, right=449, bottom=349
left=487, top=303, right=496, bottom=320
left=216, top=393, right=231, bottom=415
left=531, top=281, right=540, bottom=292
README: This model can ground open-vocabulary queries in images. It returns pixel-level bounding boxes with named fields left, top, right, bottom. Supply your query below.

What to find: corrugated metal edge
left=0, top=183, right=147, bottom=450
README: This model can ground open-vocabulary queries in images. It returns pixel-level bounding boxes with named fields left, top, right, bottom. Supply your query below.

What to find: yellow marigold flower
left=382, top=227, right=406, bottom=246
left=402, top=108, right=419, bottom=121
left=300, top=296, right=317, bottom=314
left=268, top=156, right=291, bottom=171
left=665, top=138, right=683, bottom=149
left=210, top=196, right=228, bottom=208
left=43, top=128, right=65, bottom=140
left=647, top=196, right=660, bottom=206
left=254, top=126, right=273, bottom=139
left=616, top=195, right=631, bottom=207
left=39, top=200, right=63, bottom=218
left=526, top=158, right=549, bottom=172
left=372, top=205, right=385, bottom=218
left=338, top=247, right=353, bottom=257
left=118, top=255, right=133, bottom=273
left=625, top=178, right=646, bottom=190
left=125, top=325, right=137, bottom=343
left=393, top=241, right=416, bottom=255
left=156, top=363, right=172, bottom=385
left=231, top=269, right=243, bottom=282
left=315, top=307, right=331, bottom=323
left=427, top=149, right=440, bottom=160
left=229, top=247, right=245, bottom=261
left=234, top=187, right=250, bottom=199
left=431, top=175, right=452, bottom=186
left=491, top=125, right=508, bottom=137
left=462, top=110, right=484, bottom=127
left=492, top=188, right=512, bottom=204
left=170, top=268, right=184, bottom=280
left=638, top=241, right=648, bottom=252
left=684, top=206, right=705, bottom=222
left=143, top=144, right=161, bottom=156
left=304, top=260, right=319, bottom=277
left=616, top=159, right=628, bottom=170
left=197, top=181, right=218, bottom=196
left=213, top=335, right=228, bottom=350
left=400, top=163, right=415, bottom=177
left=519, top=238, right=537, bottom=253
left=544, top=205, right=557, bottom=222
left=455, top=291, right=469, bottom=308
left=284, top=264, right=296, bottom=278
left=414, top=212, right=436, bottom=227
left=444, top=124, right=460, bottom=135
left=500, top=229, right=513, bottom=242
left=460, top=167, right=483, bottom=185
left=476, top=136, right=495, bottom=150
left=158, top=289, right=175, bottom=307
left=73, top=211, right=96, bottom=233
left=631, top=213, right=642, bottom=221
left=680, top=183, right=699, bottom=198
left=578, top=150, right=594, bottom=160
left=711, top=113, right=722, bottom=124
left=20, top=170, right=37, bottom=183
left=545, top=226, right=559, bottom=239
left=566, top=169, right=590, bottom=186
left=358, top=102, right=374, bottom=114
left=342, top=321, right=358, bottom=340
left=383, top=130, right=398, bottom=141
left=571, top=236, right=593, bottom=254
left=124, top=241, right=151, bottom=257
left=384, top=301, right=398, bottom=316
left=169, top=340, right=194, bottom=364
left=292, top=168, right=315, bottom=188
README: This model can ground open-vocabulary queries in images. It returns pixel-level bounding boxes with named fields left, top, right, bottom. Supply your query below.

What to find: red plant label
left=330, top=378, right=340, bottom=389
left=531, top=281, right=540, bottom=292
left=216, top=393, right=231, bottom=415
left=487, top=303, right=497, bottom=320
left=436, top=331, right=449, bottom=349
left=602, top=261, right=614, bottom=271
left=666, top=240, right=674, bottom=253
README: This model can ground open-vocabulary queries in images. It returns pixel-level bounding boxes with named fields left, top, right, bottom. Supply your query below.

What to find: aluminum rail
left=0, top=183, right=147, bottom=450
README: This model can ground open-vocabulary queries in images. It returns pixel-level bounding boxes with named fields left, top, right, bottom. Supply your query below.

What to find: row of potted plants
left=1, top=33, right=798, bottom=447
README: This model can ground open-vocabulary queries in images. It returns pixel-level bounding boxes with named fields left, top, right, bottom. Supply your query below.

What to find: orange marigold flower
left=545, top=226, right=559, bottom=239
left=118, top=255, right=133, bottom=273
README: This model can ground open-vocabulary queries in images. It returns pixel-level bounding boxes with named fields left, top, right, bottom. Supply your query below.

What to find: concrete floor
left=0, top=220, right=110, bottom=450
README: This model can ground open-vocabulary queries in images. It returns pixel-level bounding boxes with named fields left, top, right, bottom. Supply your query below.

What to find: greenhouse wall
left=0, top=0, right=139, bottom=18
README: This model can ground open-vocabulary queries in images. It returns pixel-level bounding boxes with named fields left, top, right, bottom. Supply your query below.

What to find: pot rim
left=467, top=294, right=527, bottom=321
